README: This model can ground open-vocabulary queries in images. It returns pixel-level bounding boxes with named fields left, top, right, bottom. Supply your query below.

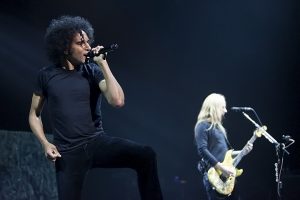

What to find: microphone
left=86, top=43, right=118, bottom=58
left=282, top=135, right=293, bottom=142
left=231, top=107, right=253, bottom=111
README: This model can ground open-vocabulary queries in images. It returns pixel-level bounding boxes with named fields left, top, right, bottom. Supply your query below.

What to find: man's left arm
left=232, top=142, right=253, bottom=157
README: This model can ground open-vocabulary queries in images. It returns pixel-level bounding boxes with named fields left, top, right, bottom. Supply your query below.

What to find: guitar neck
left=233, top=134, right=257, bottom=167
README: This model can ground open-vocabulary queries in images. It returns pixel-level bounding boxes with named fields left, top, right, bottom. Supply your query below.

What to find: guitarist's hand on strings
left=215, top=162, right=236, bottom=178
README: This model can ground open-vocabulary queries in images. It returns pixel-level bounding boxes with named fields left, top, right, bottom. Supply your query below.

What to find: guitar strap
left=197, top=158, right=209, bottom=175
left=224, top=136, right=233, bottom=150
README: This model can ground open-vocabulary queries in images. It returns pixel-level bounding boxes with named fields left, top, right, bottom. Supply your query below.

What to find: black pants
left=55, top=134, right=163, bottom=200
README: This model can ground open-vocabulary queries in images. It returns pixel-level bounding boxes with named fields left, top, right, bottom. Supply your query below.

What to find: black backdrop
left=0, top=0, right=299, bottom=199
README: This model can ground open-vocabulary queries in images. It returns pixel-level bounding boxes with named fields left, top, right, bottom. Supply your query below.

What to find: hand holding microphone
left=86, top=44, right=118, bottom=60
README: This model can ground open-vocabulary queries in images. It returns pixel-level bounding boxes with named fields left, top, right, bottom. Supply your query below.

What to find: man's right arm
left=195, top=123, right=235, bottom=177
left=28, top=94, right=61, bottom=161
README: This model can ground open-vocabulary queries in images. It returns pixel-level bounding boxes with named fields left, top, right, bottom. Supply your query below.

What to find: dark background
left=0, top=0, right=299, bottom=199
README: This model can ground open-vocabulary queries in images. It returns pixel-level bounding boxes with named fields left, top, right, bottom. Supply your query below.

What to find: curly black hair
left=44, top=16, right=94, bottom=64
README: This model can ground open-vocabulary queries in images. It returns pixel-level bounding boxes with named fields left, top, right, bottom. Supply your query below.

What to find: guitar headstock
left=254, top=126, right=267, bottom=138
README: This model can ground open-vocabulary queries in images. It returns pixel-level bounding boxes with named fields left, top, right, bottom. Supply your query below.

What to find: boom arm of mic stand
left=242, top=112, right=289, bottom=156
left=242, top=112, right=279, bottom=145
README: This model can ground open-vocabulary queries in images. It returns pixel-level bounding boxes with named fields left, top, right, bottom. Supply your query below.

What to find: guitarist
left=194, top=93, right=253, bottom=200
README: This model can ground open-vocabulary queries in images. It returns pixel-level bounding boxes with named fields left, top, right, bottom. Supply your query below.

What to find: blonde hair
left=195, top=93, right=226, bottom=134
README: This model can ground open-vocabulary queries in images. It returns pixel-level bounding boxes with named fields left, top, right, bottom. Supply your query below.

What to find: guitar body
left=207, top=150, right=243, bottom=196
left=205, top=127, right=263, bottom=196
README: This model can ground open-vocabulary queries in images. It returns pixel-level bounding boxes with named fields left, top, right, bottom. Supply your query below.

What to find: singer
left=194, top=93, right=253, bottom=200
left=29, top=16, right=163, bottom=200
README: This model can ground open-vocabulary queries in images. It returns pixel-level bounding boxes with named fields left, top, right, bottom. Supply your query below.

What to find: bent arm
left=195, top=123, right=219, bottom=167
left=94, top=53, right=124, bottom=107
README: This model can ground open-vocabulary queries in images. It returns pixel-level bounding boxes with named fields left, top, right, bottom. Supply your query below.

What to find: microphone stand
left=241, top=112, right=291, bottom=200
left=242, top=112, right=279, bottom=145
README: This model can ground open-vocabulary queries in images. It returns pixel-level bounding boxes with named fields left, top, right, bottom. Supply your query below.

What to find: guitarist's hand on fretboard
left=243, top=142, right=253, bottom=156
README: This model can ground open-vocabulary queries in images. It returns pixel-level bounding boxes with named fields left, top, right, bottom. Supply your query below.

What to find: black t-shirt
left=35, top=62, right=105, bottom=152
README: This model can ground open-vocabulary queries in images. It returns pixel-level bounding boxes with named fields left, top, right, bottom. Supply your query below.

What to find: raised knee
left=142, top=146, right=156, bottom=160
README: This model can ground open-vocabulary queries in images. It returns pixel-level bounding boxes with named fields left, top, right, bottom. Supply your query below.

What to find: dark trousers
left=202, top=173, right=240, bottom=200
left=55, top=134, right=163, bottom=200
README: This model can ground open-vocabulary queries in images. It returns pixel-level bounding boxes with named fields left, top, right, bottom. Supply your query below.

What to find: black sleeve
left=33, top=68, right=47, bottom=97
left=90, top=62, right=105, bottom=85
left=195, top=122, right=219, bottom=167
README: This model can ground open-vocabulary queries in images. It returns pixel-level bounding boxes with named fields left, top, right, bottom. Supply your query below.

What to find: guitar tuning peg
left=262, top=125, right=267, bottom=130
left=254, top=126, right=267, bottom=137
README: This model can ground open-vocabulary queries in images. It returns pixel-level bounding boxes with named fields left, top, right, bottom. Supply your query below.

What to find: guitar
left=207, top=126, right=265, bottom=196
